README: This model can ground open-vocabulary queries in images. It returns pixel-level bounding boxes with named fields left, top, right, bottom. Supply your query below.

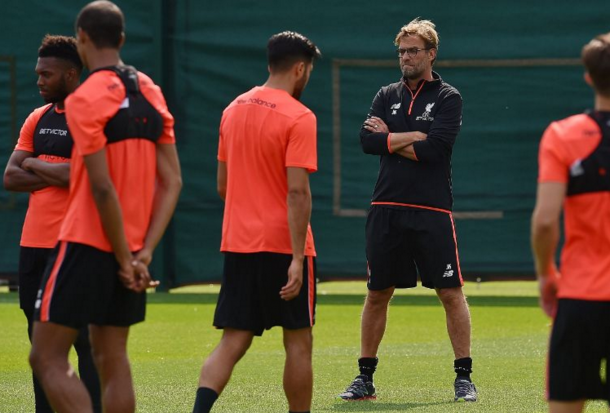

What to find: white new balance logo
left=390, top=102, right=401, bottom=115
left=443, top=264, right=454, bottom=278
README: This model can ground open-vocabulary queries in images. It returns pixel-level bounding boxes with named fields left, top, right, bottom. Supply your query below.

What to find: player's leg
left=30, top=321, right=93, bottom=413
left=194, top=328, right=254, bottom=412
left=73, top=326, right=102, bottom=413
left=272, top=254, right=316, bottom=412
left=89, top=325, right=134, bottom=413
left=283, top=327, right=313, bottom=412
left=19, top=247, right=55, bottom=412
left=194, top=252, right=262, bottom=412
left=548, top=401, right=585, bottom=413
left=548, top=300, right=608, bottom=413
left=340, top=207, right=414, bottom=401
left=436, top=287, right=471, bottom=360
left=361, top=287, right=394, bottom=358
left=415, top=210, right=476, bottom=401
left=25, top=312, right=54, bottom=413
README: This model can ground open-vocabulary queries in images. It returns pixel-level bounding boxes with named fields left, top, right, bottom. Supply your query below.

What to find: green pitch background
left=1, top=281, right=608, bottom=412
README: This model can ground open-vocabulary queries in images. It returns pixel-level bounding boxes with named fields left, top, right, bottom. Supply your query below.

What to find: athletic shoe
left=454, top=378, right=477, bottom=402
left=338, top=374, right=376, bottom=401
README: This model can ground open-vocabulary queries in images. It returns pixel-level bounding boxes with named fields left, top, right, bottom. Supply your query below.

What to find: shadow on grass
left=329, top=400, right=453, bottom=411
left=144, top=293, right=538, bottom=308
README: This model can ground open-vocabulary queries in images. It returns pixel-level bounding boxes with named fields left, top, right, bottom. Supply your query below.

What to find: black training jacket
left=360, top=71, right=462, bottom=211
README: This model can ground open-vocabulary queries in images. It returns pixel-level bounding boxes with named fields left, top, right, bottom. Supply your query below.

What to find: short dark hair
left=75, top=0, right=124, bottom=49
left=582, top=32, right=610, bottom=97
left=267, top=31, right=321, bottom=73
left=38, top=34, right=83, bottom=73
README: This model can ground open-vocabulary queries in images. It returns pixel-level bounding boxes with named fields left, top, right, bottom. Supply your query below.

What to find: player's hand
left=280, top=258, right=304, bottom=301
left=410, top=131, right=427, bottom=142
left=118, top=259, right=158, bottom=292
left=134, top=247, right=153, bottom=266
left=20, top=157, right=36, bottom=171
left=364, top=116, right=389, bottom=133
left=538, top=272, right=559, bottom=318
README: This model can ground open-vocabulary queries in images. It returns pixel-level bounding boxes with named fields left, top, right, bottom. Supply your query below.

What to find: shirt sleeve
left=538, top=122, right=568, bottom=183
left=65, top=72, right=125, bottom=156
left=360, top=88, right=391, bottom=155
left=217, top=114, right=227, bottom=162
left=139, top=72, right=176, bottom=145
left=15, top=105, right=51, bottom=152
left=412, top=91, right=462, bottom=163
left=286, top=111, right=317, bottom=172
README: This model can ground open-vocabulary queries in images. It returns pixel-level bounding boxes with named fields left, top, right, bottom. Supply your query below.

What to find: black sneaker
left=454, top=378, right=477, bottom=402
left=338, top=374, right=376, bottom=401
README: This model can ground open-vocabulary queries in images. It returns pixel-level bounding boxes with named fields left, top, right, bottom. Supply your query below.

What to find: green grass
left=0, top=281, right=607, bottom=412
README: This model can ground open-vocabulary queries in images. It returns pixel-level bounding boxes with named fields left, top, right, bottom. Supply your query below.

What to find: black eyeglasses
left=396, top=47, right=433, bottom=58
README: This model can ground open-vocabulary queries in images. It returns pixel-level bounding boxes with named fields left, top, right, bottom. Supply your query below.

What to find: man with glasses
left=338, top=18, right=477, bottom=402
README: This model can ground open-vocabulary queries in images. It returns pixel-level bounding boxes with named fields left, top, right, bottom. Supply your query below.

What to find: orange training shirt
left=61, top=70, right=175, bottom=252
left=218, top=86, right=317, bottom=256
left=15, top=104, right=70, bottom=248
left=538, top=113, right=610, bottom=300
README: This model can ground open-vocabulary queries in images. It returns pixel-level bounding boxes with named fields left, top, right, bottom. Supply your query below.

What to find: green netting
left=1, top=0, right=608, bottom=287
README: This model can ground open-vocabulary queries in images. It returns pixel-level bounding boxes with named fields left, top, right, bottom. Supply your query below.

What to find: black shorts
left=19, top=246, right=53, bottom=316
left=365, top=205, right=463, bottom=290
left=34, top=241, right=146, bottom=329
left=548, top=298, right=610, bottom=402
left=214, top=252, right=316, bottom=336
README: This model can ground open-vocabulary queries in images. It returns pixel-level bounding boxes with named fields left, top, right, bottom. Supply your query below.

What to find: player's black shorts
left=548, top=298, right=610, bottom=402
left=214, top=252, right=316, bottom=336
left=19, top=246, right=53, bottom=316
left=365, top=205, right=464, bottom=291
left=33, top=241, right=146, bottom=329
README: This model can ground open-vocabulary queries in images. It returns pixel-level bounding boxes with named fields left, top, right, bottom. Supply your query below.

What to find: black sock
left=454, top=357, right=473, bottom=381
left=358, top=357, right=378, bottom=382
left=193, top=387, right=219, bottom=413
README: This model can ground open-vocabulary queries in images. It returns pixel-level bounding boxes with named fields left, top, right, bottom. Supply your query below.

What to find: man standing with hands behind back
left=339, top=18, right=477, bottom=403
left=28, top=1, right=182, bottom=412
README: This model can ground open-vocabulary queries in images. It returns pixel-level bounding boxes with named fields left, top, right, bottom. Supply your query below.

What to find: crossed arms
left=4, top=150, right=70, bottom=191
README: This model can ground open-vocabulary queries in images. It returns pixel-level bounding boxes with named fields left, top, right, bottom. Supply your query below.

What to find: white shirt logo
left=390, top=102, right=401, bottom=115
left=416, top=102, right=435, bottom=121
left=570, top=160, right=584, bottom=177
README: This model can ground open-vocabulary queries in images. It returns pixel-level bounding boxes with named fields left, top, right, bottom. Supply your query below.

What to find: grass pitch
left=1, top=281, right=608, bottom=412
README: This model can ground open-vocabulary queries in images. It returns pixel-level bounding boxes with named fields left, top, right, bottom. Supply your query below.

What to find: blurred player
left=28, top=2, right=182, bottom=412
left=532, top=32, right=610, bottom=413
left=3, top=34, right=101, bottom=413
left=192, top=31, right=321, bottom=413
left=338, top=18, right=477, bottom=402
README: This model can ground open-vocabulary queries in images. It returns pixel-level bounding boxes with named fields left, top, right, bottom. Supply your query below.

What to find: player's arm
left=360, top=88, right=394, bottom=155
left=531, top=181, right=565, bottom=317
left=217, top=161, right=227, bottom=201
left=280, top=167, right=312, bottom=301
left=408, top=92, right=462, bottom=162
left=364, top=116, right=427, bottom=157
left=133, top=143, right=182, bottom=266
left=21, top=157, right=70, bottom=187
left=83, top=149, right=150, bottom=292
left=3, top=150, right=49, bottom=192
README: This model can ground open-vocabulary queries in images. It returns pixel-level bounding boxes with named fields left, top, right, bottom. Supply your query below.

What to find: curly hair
left=38, top=34, right=83, bottom=72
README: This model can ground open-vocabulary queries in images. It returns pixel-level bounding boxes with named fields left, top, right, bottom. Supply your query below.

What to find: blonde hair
left=394, top=18, right=439, bottom=50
